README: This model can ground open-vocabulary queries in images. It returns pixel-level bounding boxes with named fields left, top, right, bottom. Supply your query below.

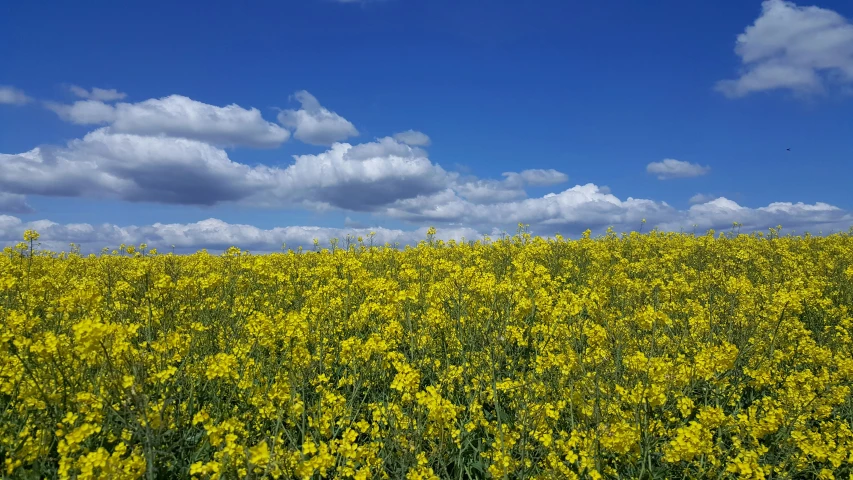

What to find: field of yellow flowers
left=2, top=226, right=853, bottom=479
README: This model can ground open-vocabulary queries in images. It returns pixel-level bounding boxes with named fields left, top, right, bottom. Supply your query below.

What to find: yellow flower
left=248, top=440, right=271, bottom=468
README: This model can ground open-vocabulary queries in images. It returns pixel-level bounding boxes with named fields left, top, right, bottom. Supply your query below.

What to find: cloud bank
left=2, top=196, right=850, bottom=256
left=1, top=85, right=851, bottom=253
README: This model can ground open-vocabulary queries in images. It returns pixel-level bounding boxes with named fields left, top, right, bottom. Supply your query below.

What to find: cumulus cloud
left=689, top=193, right=720, bottom=205
left=47, top=95, right=290, bottom=148
left=0, top=132, right=453, bottom=211
left=0, top=86, right=31, bottom=105
left=389, top=185, right=853, bottom=236
left=45, top=100, right=118, bottom=124
left=452, top=169, right=569, bottom=204
left=6, top=86, right=850, bottom=241
left=0, top=193, right=34, bottom=214
left=453, top=179, right=527, bottom=204
left=384, top=183, right=676, bottom=233
left=0, top=215, right=482, bottom=254
left=646, top=159, right=711, bottom=180
left=20, top=115, right=841, bottom=238
left=505, top=169, right=569, bottom=187
left=69, top=85, right=127, bottom=102
left=2, top=114, right=682, bottom=234
left=660, top=197, right=853, bottom=233
left=7, top=89, right=572, bottom=219
left=393, top=130, right=431, bottom=146
left=344, top=136, right=427, bottom=161
left=716, top=0, right=853, bottom=97
left=0, top=132, right=266, bottom=205
left=4, top=196, right=849, bottom=255
left=278, top=91, right=359, bottom=145
left=269, top=139, right=451, bottom=210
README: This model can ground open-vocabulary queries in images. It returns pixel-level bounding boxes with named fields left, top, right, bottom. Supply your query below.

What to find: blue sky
left=2, top=0, right=853, bottom=252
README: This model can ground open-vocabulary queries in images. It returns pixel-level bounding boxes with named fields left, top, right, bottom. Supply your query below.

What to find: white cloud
left=689, top=193, right=720, bottom=205
left=453, top=179, right=527, bottom=204
left=6, top=85, right=850, bottom=240
left=0, top=86, right=31, bottom=105
left=0, top=193, right=33, bottom=214
left=344, top=136, right=427, bottom=161
left=660, top=197, right=853, bottom=233
left=266, top=139, right=451, bottom=210
left=47, top=95, right=290, bottom=148
left=646, top=159, right=710, bottom=180
left=716, top=0, right=853, bottom=97
left=452, top=169, right=569, bottom=204
left=18, top=113, right=840, bottom=237
left=504, top=169, right=569, bottom=187
left=0, top=132, right=451, bottom=210
left=0, top=115, right=585, bottom=226
left=278, top=91, right=359, bottom=145
left=69, top=85, right=127, bottom=102
left=3, top=196, right=849, bottom=255
left=384, top=183, right=676, bottom=233
left=0, top=132, right=266, bottom=205
left=0, top=215, right=481, bottom=254
left=381, top=177, right=853, bottom=235
left=46, top=100, right=118, bottom=124
left=13, top=90, right=571, bottom=217
left=393, top=130, right=431, bottom=146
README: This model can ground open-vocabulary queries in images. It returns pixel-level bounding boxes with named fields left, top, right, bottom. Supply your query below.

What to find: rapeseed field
left=2, top=226, right=852, bottom=479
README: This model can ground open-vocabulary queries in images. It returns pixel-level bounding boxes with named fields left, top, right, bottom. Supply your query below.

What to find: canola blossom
left=1, top=226, right=853, bottom=479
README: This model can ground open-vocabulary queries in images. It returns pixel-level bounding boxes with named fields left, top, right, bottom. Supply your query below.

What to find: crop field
left=2, top=227, right=853, bottom=479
